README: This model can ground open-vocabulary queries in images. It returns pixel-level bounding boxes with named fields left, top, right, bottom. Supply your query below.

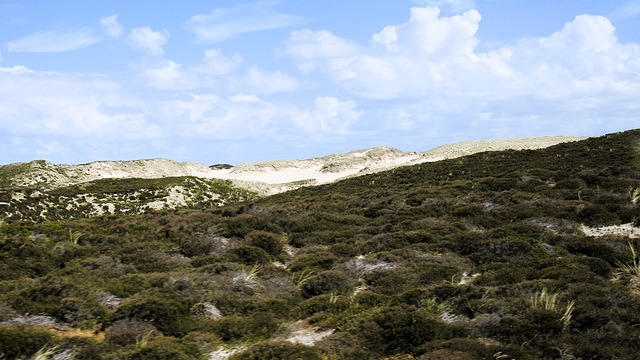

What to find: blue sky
left=1, top=0, right=639, bottom=165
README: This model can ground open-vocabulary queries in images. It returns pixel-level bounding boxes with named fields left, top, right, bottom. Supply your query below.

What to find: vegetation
left=1, top=129, right=640, bottom=359
left=1, top=176, right=257, bottom=222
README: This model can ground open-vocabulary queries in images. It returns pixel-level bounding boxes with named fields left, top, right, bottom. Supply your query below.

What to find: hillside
left=0, top=129, right=639, bottom=359
left=0, top=136, right=584, bottom=222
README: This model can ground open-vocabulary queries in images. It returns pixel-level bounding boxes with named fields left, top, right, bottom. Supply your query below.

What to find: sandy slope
left=5, top=136, right=586, bottom=191
left=208, top=136, right=585, bottom=186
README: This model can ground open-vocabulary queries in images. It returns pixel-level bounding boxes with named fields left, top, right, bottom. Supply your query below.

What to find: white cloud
left=609, top=0, right=640, bottom=21
left=292, top=97, right=362, bottom=133
left=135, top=48, right=298, bottom=94
left=125, top=27, right=169, bottom=57
left=162, top=93, right=360, bottom=139
left=538, top=15, right=616, bottom=52
left=0, top=61, right=352, bottom=164
left=411, top=0, right=477, bottom=14
left=100, top=14, right=125, bottom=38
left=284, top=6, right=482, bottom=99
left=282, top=6, right=640, bottom=105
left=278, top=29, right=360, bottom=72
left=186, top=1, right=306, bottom=43
left=6, top=28, right=100, bottom=52
left=0, top=64, right=156, bottom=144
left=278, top=5, right=640, bottom=145
left=237, top=66, right=298, bottom=94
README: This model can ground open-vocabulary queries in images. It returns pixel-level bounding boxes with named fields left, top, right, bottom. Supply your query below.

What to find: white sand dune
left=6, top=136, right=585, bottom=193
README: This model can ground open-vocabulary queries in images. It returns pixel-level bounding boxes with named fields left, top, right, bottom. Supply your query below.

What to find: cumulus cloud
left=125, top=27, right=169, bottom=56
left=0, top=65, right=147, bottom=139
left=161, top=93, right=360, bottom=140
left=282, top=6, right=640, bottom=105
left=278, top=5, right=640, bottom=146
left=0, top=61, right=350, bottom=164
left=135, top=48, right=298, bottom=94
left=6, top=28, right=100, bottom=52
left=186, top=1, right=306, bottom=43
left=284, top=7, right=482, bottom=99
left=290, top=97, right=362, bottom=133
left=100, top=14, right=125, bottom=38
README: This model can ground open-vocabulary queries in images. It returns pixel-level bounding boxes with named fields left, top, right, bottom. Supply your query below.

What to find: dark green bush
left=105, top=319, right=162, bottom=346
left=349, top=305, right=450, bottom=355
left=109, top=291, right=194, bottom=337
left=225, top=245, right=270, bottom=265
left=289, top=251, right=338, bottom=273
left=60, top=296, right=107, bottom=325
left=0, top=325, right=55, bottom=359
left=364, top=268, right=420, bottom=296
left=416, top=338, right=527, bottom=360
left=229, top=340, right=322, bottom=360
left=210, top=313, right=279, bottom=342
left=129, top=337, right=205, bottom=360
left=300, top=270, right=356, bottom=298
left=246, top=231, right=284, bottom=256
left=577, top=205, right=620, bottom=226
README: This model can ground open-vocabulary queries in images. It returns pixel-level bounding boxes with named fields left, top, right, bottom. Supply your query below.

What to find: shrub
left=0, top=325, right=55, bottom=359
left=229, top=340, right=322, bottom=360
left=225, top=245, right=271, bottom=265
left=9, top=278, right=77, bottom=318
left=577, top=205, right=619, bottom=226
left=105, top=319, right=162, bottom=346
left=129, top=336, right=205, bottom=360
left=295, top=293, right=352, bottom=322
left=289, top=251, right=338, bottom=273
left=300, top=270, right=356, bottom=298
left=416, top=338, right=526, bottom=360
left=350, top=305, right=450, bottom=355
left=210, top=313, right=279, bottom=342
left=246, top=231, right=284, bottom=256
left=60, top=296, right=107, bottom=325
left=109, top=291, right=194, bottom=337
left=364, top=268, right=420, bottom=296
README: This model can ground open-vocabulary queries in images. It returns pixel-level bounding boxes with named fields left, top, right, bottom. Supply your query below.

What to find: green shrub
left=229, top=340, right=322, bottom=360
left=364, top=268, right=420, bottom=296
left=246, top=231, right=285, bottom=256
left=349, top=305, right=450, bottom=355
left=109, top=291, right=194, bottom=337
left=295, top=293, right=352, bottom=322
left=416, top=338, right=526, bottom=360
left=105, top=319, right=162, bottom=346
left=225, top=245, right=271, bottom=265
left=577, top=205, right=620, bottom=226
left=0, top=325, right=55, bottom=359
left=60, top=296, right=107, bottom=325
left=289, top=251, right=338, bottom=273
left=130, top=336, right=205, bottom=360
left=475, top=263, right=526, bottom=286
left=300, top=270, right=356, bottom=298
left=210, top=313, right=279, bottom=342
left=9, top=277, right=78, bottom=318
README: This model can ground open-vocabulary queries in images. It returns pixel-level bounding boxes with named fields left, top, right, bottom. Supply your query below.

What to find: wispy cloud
left=411, top=0, right=477, bottom=14
left=101, top=14, right=125, bottom=39
left=134, top=48, right=298, bottom=94
left=125, top=27, right=169, bottom=57
left=186, top=1, right=307, bottom=43
left=609, top=0, right=640, bottom=21
left=6, top=28, right=100, bottom=53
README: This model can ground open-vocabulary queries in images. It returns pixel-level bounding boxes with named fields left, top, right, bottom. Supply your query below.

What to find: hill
left=0, top=136, right=584, bottom=222
left=1, top=130, right=638, bottom=359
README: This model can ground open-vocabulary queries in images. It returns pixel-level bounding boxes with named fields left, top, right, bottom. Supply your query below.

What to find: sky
left=1, top=1, right=640, bottom=166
